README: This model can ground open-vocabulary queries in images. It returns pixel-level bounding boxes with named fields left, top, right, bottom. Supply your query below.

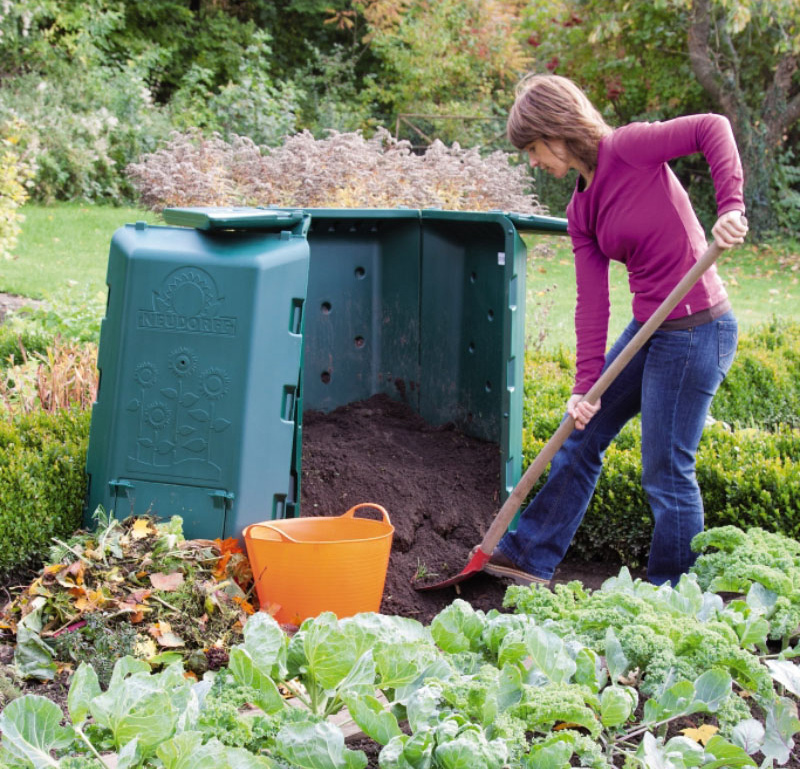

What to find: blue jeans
left=497, top=311, right=738, bottom=585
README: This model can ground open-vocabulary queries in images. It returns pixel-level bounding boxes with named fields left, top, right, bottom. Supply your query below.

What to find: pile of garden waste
left=0, top=511, right=254, bottom=684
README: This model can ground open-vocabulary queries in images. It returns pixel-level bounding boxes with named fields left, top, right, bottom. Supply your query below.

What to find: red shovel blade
left=413, top=548, right=490, bottom=591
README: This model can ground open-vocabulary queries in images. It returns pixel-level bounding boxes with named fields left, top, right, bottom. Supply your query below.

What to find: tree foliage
left=521, top=0, right=800, bottom=234
left=1, top=0, right=799, bottom=227
left=358, top=0, right=532, bottom=146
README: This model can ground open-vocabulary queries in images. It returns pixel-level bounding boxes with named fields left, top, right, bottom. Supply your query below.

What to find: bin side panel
left=419, top=221, right=506, bottom=442
left=302, top=218, right=420, bottom=413
left=503, top=229, right=527, bottom=499
left=231, top=236, right=308, bottom=535
left=86, top=224, right=309, bottom=540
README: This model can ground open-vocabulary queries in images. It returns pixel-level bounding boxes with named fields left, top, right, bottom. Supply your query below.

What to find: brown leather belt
left=659, top=298, right=732, bottom=330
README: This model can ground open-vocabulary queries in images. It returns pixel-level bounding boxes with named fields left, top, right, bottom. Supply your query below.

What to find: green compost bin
left=86, top=205, right=567, bottom=540
left=292, top=207, right=567, bottom=507
left=85, top=208, right=311, bottom=540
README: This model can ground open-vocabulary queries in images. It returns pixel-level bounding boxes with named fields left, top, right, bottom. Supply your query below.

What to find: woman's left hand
left=567, top=394, right=601, bottom=430
left=712, top=211, right=748, bottom=249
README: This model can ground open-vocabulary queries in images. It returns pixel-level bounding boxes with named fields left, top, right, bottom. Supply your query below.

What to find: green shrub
left=0, top=324, right=51, bottom=364
left=697, top=424, right=800, bottom=534
left=0, top=66, right=172, bottom=205
left=168, top=31, right=303, bottom=148
left=521, top=321, right=800, bottom=566
left=568, top=423, right=800, bottom=565
left=0, top=408, right=89, bottom=574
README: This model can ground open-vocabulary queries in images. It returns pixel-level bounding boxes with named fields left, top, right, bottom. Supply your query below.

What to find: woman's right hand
left=712, top=211, right=748, bottom=249
left=567, top=394, right=600, bottom=430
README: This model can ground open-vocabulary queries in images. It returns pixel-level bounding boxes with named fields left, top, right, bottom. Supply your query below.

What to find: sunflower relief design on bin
left=125, top=349, right=233, bottom=480
left=125, top=267, right=238, bottom=485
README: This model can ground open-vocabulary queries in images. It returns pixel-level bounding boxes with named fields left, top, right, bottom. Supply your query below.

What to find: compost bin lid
left=162, top=206, right=307, bottom=232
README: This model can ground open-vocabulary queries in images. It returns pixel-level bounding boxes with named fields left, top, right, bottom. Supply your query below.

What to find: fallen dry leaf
left=131, top=518, right=155, bottom=539
left=680, top=724, right=718, bottom=745
left=148, top=620, right=186, bottom=647
left=55, top=561, right=85, bottom=588
left=233, top=595, right=256, bottom=615
left=134, top=637, right=158, bottom=659
left=157, top=631, right=185, bottom=648
left=74, top=589, right=108, bottom=613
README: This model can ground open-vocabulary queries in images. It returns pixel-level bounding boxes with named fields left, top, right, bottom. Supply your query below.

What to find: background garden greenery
left=1, top=0, right=799, bottom=242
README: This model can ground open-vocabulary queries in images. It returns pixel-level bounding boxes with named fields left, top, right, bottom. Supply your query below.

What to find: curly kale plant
left=692, top=526, right=800, bottom=644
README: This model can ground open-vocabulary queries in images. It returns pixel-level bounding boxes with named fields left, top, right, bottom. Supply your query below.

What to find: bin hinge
left=109, top=479, right=134, bottom=493
left=208, top=489, right=235, bottom=510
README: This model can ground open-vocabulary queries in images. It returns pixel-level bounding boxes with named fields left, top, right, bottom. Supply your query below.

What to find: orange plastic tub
left=243, top=503, right=394, bottom=625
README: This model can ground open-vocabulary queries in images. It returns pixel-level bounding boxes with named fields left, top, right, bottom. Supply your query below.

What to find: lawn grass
left=3, top=204, right=798, bottom=351
left=524, top=233, right=800, bottom=350
left=1, top=203, right=161, bottom=299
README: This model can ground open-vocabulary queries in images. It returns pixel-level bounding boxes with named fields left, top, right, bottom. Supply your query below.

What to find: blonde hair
left=507, top=74, right=612, bottom=172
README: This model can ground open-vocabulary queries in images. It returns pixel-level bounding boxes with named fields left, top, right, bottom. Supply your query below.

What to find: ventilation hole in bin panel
left=485, top=381, right=492, bottom=393
left=468, top=342, right=475, bottom=354
left=354, top=267, right=366, bottom=280
left=487, top=309, right=495, bottom=321
left=321, top=371, right=331, bottom=384
left=354, top=336, right=365, bottom=349
left=469, top=272, right=477, bottom=284
left=321, top=301, right=332, bottom=315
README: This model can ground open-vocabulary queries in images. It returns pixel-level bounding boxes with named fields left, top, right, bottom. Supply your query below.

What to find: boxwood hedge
left=0, top=408, right=89, bottom=574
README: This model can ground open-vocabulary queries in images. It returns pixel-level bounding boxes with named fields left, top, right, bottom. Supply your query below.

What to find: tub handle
left=243, top=522, right=300, bottom=543
left=342, top=503, right=391, bottom=525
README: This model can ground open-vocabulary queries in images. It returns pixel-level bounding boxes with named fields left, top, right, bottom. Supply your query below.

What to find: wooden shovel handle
left=478, top=241, right=724, bottom=554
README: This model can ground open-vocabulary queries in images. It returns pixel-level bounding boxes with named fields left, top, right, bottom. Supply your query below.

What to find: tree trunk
left=688, top=0, right=800, bottom=235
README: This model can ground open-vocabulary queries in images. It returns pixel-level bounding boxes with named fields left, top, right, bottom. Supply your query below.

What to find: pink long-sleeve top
left=566, top=114, right=745, bottom=394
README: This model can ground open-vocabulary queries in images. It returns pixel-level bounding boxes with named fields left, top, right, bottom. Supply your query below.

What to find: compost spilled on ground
left=299, top=392, right=626, bottom=625
left=299, top=393, right=509, bottom=624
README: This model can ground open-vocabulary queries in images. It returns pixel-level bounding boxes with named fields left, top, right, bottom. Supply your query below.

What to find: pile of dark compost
left=299, top=393, right=632, bottom=625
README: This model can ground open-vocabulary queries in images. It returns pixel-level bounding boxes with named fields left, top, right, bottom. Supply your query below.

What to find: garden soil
left=299, top=392, right=639, bottom=626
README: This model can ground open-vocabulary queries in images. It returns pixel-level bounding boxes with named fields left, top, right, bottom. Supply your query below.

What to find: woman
left=485, top=74, right=748, bottom=586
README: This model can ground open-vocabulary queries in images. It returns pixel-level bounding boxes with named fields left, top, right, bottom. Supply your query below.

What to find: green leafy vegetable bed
left=1, top=524, right=799, bottom=768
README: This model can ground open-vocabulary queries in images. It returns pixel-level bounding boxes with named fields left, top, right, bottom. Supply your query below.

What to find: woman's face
left=526, top=139, right=572, bottom=177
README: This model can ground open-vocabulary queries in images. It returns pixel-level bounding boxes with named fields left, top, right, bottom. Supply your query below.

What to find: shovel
left=416, top=240, right=724, bottom=591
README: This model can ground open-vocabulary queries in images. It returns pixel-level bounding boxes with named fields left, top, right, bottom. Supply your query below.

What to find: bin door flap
left=504, top=212, right=568, bottom=234
left=109, top=478, right=231, bottom=540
